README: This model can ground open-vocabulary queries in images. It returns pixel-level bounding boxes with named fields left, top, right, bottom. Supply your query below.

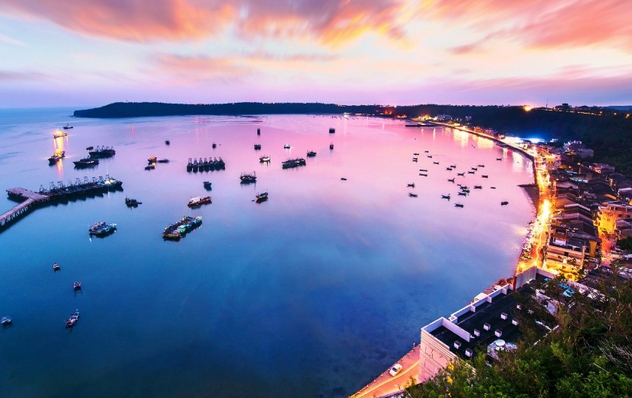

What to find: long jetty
left=1, top=175, right=123, bottom=232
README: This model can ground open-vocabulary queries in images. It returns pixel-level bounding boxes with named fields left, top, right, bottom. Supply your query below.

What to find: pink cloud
left=0, top=0, right=406, bottom=45
left=432, top=0, right=632, bottom=51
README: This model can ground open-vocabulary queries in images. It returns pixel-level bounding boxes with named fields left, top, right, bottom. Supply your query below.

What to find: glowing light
left=523, top=105, right=533, bottom=112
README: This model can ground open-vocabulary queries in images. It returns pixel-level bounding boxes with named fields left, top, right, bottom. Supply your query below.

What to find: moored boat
left=187, top=196, right=212, bottom=207
left=283, top=144, right=291, bottom=149
left=259, top=155, right=271, bottom=163
left=73, top=281, right=82, bottom=290
left=63, top=123, right=73, bottom=130
left=254, top=144, right=262, bottom=150
left=125, top=197, right=141, bottom=207
left=282, top=158, right=306, bottom=169
left=330, top=143, right=334, bottom=150
left=53, top=263, right=61, bottom=271
left=89, top=146, right=116, bottom=158
left=203, top=181, right=212, bottom=190
left=53, top=130, right=67, bottom=138
left=329, top=128, right=335, bottom=134
left=1, top=316, right=13, bottom=326
left=455, top=203, right=464, bottom=208
left=48, top=149, right=66, bottom=164
left=88, top=221, right=117, bottom=237
left=148, top=155, right=157, bottom=164
left=307, top=151, right=317, bottom=157
left=501, top=201, right=509, bottom=206
left=73, top=157, right=99, bottom=168
left=240, top=172, right=257, bottom=183
left=162, top=215, right=202, bottom=240
left=256, top=192, right=268, bottom=202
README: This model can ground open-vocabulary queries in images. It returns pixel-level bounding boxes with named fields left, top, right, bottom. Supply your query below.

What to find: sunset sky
left=1, top=0, right=631, bottom=108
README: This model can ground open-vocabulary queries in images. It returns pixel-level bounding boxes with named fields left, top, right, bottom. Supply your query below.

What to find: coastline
left=519, top=183, right=540, bottom=212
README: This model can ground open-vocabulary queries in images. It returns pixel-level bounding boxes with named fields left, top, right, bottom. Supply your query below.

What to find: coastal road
left=351, top=345, right=420, bottom=398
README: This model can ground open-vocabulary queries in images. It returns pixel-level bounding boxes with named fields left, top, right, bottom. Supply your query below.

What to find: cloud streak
left=0, top=0, right=406, bottom=45
left=429, top=0, right=632, bottom=52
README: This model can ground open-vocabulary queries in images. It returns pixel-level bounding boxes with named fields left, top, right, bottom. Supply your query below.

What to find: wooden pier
left=1, top=175, right=123, bottom=232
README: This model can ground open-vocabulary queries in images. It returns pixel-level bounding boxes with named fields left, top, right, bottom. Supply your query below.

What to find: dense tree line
left=405, top=276, right=632, bottom=397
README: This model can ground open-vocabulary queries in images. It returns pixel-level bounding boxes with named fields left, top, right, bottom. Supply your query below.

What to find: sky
left=1, top=0, right=632, bottom=108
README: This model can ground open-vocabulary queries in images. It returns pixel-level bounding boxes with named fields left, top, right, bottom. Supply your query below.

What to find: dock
left=1, top=175, right=123, bottom=232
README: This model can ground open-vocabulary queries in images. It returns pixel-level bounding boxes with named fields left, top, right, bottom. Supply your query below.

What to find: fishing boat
left=482, top=175, right=489, bottom=178
left=457, top=172, right=465, bottom=176
left=88, top=146, right=116, bottom=158
left=73, top=281, right=82, bottom=290
left=203, top=181, right=212, bottom=190
left=283, top=144, right=291, bottom=149
left=212, top=143, right=217, bottom=149
left=340, top=177, right=347, bottom=181
left=330, top=143, right=334, bottom=150
left=442, top=194, right=451, bottom=200
left=187, top=196, right=212, bottom=207
left=307, top=151, right=317, bottom=157
left=496, top=158, right=502, bottom=161
left=240, top=172, right=257, bottom=183
left=501, top=201, right=509, bottom=206
left=329, top=128, right=335, bottom=134
left=419, top=173, right=428, bottom=177
left=409, top=193, right=418, bottom=198
left=254, top=144, right=262, bottom=150
left=144, top=165, right=155, bottom=171
left=53, top=263, right=61, bottom=271
left=478, top=164, right=485, bottom=167
left=63, top=123, right=73, bottom=130
left=407, top=183, right=415, bottom=188
left=455, top=203, right=464, bottom=208
left=433, top=161, right=439, bottom=165
left=86, top=146, right=94, bottom=150
left=125, top=197, right=141, bottom=207
left=162, top=215, right=202, bottom=240
left=412, top=158, right=418, bottom=162
left=48, top=149, right=66, bottom=164
left=1, top=316, right=12, bottom=326
left=282, top=158, right=306, bottom=169
left=256, top=192, right=268, bottom=202
left=259, top=155, right=271, bottom=163
left=448, top=178, right=455, bottom=183
left=474, top=185, right=482, bottom=189
left=257, top=128, right=261, bottom=135
left=88, top=221, right=117, bottom=237
left=73, top=157, right=99, bottom=168
left=53, top=130, right=67, bottom=138
left=65, top=310, right=80, bottom=328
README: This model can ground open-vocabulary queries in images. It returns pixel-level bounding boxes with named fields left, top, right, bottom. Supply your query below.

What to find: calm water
left=0, top=109, right=535, bottom=397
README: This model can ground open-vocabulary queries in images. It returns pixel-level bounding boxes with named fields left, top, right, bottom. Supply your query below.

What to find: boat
left=53, top=263, right=61, bottom=271
left=330, top=143, right=334, bottom=150
left=240, top=172, right=257, bottom=183
left=283, top=144, right=291, bottom=149
left=157, top=159, right=169, bottom=163
left=257, top=128, right=261, bottom=135
left=412, top=157, right=418, bottom=162
left=409, top=193, right=418, bottom=198
left=441, top=194, right=451, bottom=199
left=144, top=165, right=155, bottom=171
left=187, top=196, right=212, bottom=207
left=478, top=164, right=485, bottom=167
left=448, top=178, right=455, bottom=183
left=450, top=164, right=457, bottom=168
left=88, top=221, right=117, bottom=237
left=165, top=140, right=170, bottom=145
left=162, top=215, right=202, bottom=240
left=254, top=144, right=262, bottom=150
left=307, top=151, right=317, bottom=157
left=340, top=177, right=347, bottom=181
left=433, top=161, right=439, bottom=165
left=491, top=186, right=497, bottom=189
left=148, top=155, right=157, bottom=164
left=457, top=172, right=465, bottom=176
left=73, top=281, right=82, bottom=290
left=482, top=175, right=489, bottom=178
left=424, top=150, right=429, bottom=153
left=255, top=192, right=268, bottom=202
left=468, top=170, right=475, bottom=174
left=413, top=152, right=420, bottom=156
left=458, top=191, right=467, bottom=196
left=63, top=123, right=73, bottom=130
left=419, top=169, right=428, bottom=172
left=86, top=146, right=94, bottom=150
left=89, top=146, right=116, bottom=158
left=259, top=155, right=271, bottom=163
left=446, top=167, right=452, bottom=171
left=125, top=197, right=141, bottom=207
left=203, top=181, right=212, bottom=190
left=474, top=185, right=482, bottom=189
left=501, top=201, right=509, bottom=206
left=455, top=203, right=464, bottom=208
left=282, top=158, right=306, bottom=169
left=496, top=158, right=502, bottom=161
left=1, top=316, right=12, bottom=326
left=65, top=310, right=80, bottom=328
left=471, top=167, right=478, bottom=171
left=212, top=143, right=217, bottom=149
left=48, top=149, right=66, bottom=164
left=53, top=130, right=67, bottom=138
left=73, top=157, right=99, bottom=168
left=419, top=173, right=428, bottom=177
left=427, top=155, right=433, bottom=158
left=407, top=183, right=415, bottom=188
left=329, top=128, right=335, bottom=134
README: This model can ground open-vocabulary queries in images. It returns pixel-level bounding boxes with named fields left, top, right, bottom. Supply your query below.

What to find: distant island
left=74, top=102, right=632, bottom=174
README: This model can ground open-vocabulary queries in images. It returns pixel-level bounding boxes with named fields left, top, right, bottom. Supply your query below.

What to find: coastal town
left=351, top=111, right=632, bottom=398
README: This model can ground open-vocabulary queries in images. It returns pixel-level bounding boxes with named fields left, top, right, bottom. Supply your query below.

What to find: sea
left=0, top=108, right=535, bottom=398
